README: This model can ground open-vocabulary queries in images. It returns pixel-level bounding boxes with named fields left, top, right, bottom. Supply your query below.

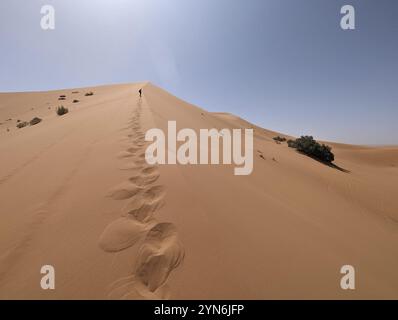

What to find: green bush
left=56, top=106, right=69, bottom=116
left=287, top=139, right=297, bottom=148
left=288, top=136, right=334, bottom=163
left=273, top=136, right=287, bottom=142
left=16, top=121, right=28, bottom=129
left=29, top=117, right=42, bottom=126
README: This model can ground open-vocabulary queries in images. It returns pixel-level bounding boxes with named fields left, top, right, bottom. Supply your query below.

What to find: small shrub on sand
left=85, top=92, right=94, bottom=96
left=273, top=136, right=287, bottom=142
left=288, top=136, right=334, bottom=163
left=56, top=106, right=69, bottom=116
left=73, top=99, right=79, bottom=103
left=16, top=121, right=28, bottom=129
left=29, top=117, right=42, bottom=126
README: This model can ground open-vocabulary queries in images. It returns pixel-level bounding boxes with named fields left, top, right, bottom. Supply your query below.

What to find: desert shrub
left=287, top=136, right=334, bottom=163
left=273, top=136, right=286, bottom=142
left=56, top=106, right=69, bottom=116
left=29, top=117, right=42, bottom=126
left=58, top=97, right=66, bottom=101
left=287, top=139, right=297, bottom=148
left=85, top=92, right=94, bottom=96
left=16, top=121, right=28, bottom=129
left=73, top=99, right=79, bottom=103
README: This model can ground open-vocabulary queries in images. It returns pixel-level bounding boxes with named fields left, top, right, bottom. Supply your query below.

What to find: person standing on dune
left=139, top=89, right=142, bottom=98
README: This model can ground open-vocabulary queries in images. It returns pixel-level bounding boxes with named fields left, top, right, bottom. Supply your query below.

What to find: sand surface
left=0, top=83, right=397, bottom=299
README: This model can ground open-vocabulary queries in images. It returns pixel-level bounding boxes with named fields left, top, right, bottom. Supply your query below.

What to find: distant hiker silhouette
left=139, top=89, right=142, bottom=98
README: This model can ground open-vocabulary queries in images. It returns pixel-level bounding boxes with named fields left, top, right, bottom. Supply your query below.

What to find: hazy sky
left=0, top=0, right=397, bottom=144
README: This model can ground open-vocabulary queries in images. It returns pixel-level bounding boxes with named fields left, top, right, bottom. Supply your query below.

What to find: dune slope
left=0, top=83, right=397, bottom=299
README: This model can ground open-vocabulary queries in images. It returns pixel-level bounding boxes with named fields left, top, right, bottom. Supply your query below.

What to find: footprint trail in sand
left=98, top=96, right=184, bottom=299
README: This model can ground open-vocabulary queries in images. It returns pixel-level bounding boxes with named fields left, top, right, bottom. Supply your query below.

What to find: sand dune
left=0, top=83, right=397, bottom=299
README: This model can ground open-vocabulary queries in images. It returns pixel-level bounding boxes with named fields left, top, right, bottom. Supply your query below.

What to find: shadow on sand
left=297, top=151, right=351, bottom=173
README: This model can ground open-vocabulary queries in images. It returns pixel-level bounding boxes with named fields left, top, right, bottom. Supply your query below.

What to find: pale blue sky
left=0, top=0, right=397, bottom=144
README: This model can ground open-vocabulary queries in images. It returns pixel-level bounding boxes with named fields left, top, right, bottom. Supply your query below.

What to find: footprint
left=98, top=217, right=156, bottom=252
left=134, top=223, right=185, bottom=292
left=143, top=185, right=166, bottom=201
left=136, top=152, right=146, bottom=160
left=117, top=151, right=134, bottom=159
left=107, top=183, right=142, bottom=200
left=126, top=147, right=140, bottom=155
left=133, top=134, right=145, bottom=141
left=131, top=125, right=142, bottom=131
left=122, top=196, right=165, bottom=223
left=134, top=141, right=145, bottom=148
left=132, top=158, right=146, bottom=166
left=134, top=137, right=145, bottom=144
left=141, top=166, right=158, bottom=175
left=107, top=275, right=171, bottom=300
left=121, top=185, right=166, bottom=220
left=129, top=174, right=160, bottom=186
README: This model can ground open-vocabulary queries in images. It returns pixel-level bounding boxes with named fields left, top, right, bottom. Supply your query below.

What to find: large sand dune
left=0, top=83, right=397, bottom=299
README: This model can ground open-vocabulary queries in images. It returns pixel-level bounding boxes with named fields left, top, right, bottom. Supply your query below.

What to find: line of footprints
left=98, top=98, right=185, bottom=300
